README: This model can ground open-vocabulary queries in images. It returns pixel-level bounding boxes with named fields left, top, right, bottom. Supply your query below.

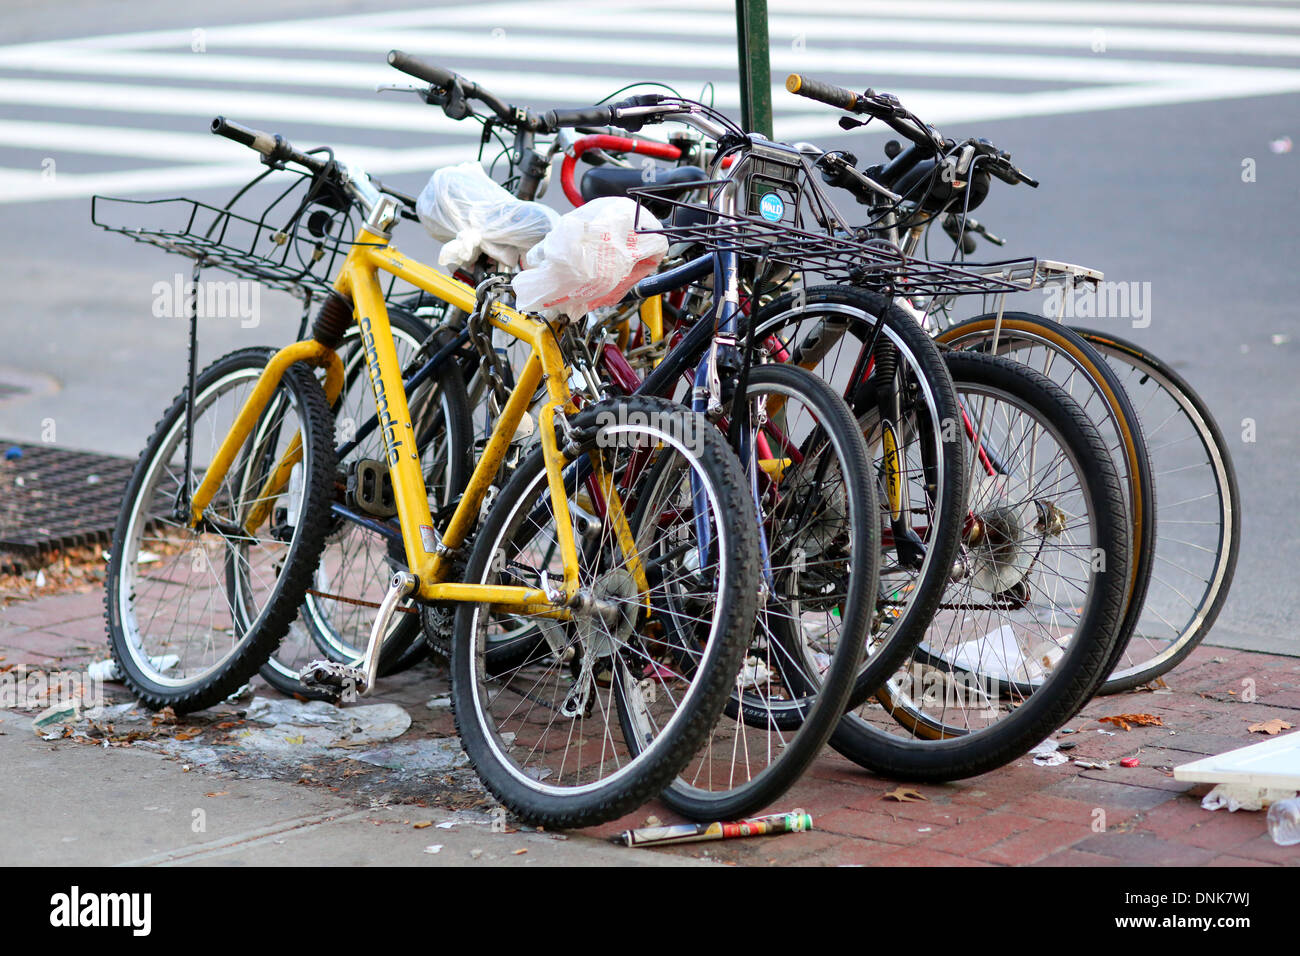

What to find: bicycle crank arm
left=301, top=571, right=417, bottom=700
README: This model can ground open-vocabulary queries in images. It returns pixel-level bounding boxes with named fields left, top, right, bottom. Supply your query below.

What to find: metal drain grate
left=0, top=442, right=137, bottom=558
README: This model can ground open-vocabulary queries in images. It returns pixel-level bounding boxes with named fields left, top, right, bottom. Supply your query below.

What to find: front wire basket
left=91, top=164, right=381, bottom=303
left=629, top=177, right=1040, bottom=299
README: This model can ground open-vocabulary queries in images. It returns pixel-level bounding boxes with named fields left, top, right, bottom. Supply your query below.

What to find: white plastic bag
left=511, top=197, right=668, bottom=319
left=416, top=161, right=559, bottom=269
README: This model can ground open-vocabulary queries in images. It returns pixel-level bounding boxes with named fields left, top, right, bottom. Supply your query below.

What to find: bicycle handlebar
left=786, top=73, right=942, bottom=151
left=785, top=73, right=862, bottom=113
left=386, top=49, right=457, bottom=88
left=786, top=74, right=1039, bottom=192
left=388, top=49, right=540, bottom=131
left=544, top=105, right=619, bottom=130
left=211, top=116, right=326, bottom=174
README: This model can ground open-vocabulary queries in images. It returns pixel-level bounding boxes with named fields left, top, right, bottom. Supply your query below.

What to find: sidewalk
left=2, top=587, right=1297, bottom=866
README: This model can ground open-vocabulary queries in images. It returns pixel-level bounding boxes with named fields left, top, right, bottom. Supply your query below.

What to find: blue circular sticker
left=759, top=193, right=785, bottom=222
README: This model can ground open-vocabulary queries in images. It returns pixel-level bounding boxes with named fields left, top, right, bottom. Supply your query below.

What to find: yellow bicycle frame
left=185, top=222, right=641, bottom=611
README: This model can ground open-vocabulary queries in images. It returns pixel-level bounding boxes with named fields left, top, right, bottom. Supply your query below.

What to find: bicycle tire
left=936, top=313, right=1156, bottom=694
left=655, top=364, right=879, bottom=820
left=749, top=286, right=967, bottom=707
left=105, top=347, right=337, bottom=713
left=1072, top=328, right=1241, bottom=693
left=828, top=352, right=1130, bottom=781
left=450, top=396, right=759, bottom=828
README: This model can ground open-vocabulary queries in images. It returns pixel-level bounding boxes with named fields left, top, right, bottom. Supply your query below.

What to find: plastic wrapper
left=416, top=161, right=559, bottom=269
left=511, top=197, right=668, bottom=318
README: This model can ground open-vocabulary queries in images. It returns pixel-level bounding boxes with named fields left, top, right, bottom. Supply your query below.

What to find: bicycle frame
left=184, top=223, right=639, bottom=612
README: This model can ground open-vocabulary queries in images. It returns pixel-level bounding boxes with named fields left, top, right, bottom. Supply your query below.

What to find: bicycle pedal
left=300, top=660, right=367, bottom=700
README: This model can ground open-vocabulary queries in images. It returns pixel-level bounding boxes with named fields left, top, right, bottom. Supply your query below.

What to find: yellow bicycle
left=102, top=115, right=760, bottom=827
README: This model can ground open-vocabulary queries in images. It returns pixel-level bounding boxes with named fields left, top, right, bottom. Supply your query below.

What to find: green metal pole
left=736, top=0, right=773, bottom=138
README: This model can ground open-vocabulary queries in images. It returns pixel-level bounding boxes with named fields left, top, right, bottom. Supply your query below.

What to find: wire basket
left=631, top=180, right=1039, bottom=298
left=91, top=166, right=375, bottom=303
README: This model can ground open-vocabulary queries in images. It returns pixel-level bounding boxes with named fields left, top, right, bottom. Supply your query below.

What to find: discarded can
left=613, top=810, right=813, bottom=848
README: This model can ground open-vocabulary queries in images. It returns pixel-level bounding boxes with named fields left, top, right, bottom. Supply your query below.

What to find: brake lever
left=375, top=83, right=426, bottom=97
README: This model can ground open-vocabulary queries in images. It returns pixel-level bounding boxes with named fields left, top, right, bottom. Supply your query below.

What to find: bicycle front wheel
left=749, top=286, right=968, bottom=708
left=829, top=353, right=1130, bottom=780
left=937, top=314, right=1156, bottom=693
left=1073, top=328, right=1240, bottom=692
left=658, top=363, right=879, bottom=820
left=450, top=396, right=760, bottom=828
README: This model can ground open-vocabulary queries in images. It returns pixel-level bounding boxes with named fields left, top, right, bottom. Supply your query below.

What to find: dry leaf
left=1098, top=713, right=1164, bottom=732
left=173, top=727, right=202, bottom=741
left=413, top=821, right=434, bottom=829
left=1247, top=718, right=1293, bottom=735
left=882, top=786, right=927, bottom=803
left=205, top=791, right=228, bottom=797
left=512, top=848, right=528, bottom=855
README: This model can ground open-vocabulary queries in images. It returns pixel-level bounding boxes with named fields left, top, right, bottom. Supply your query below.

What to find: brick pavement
left=3, top=588, right=1298, bottom=866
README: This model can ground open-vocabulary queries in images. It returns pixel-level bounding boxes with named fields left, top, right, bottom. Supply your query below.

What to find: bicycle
left=728, top=74, right=1138, bottom=777
left=842, top=130, right=1236, bottom=694
left=100, top=90, right=762, bottom=827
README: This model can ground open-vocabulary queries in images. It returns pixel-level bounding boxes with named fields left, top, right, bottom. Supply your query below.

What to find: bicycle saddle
left=580, top=164, right=707, bottom=219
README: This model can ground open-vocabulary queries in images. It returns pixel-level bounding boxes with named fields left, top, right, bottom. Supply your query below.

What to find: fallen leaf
left=173, top=727, right=202, bottom=741
left=1098, top=714, right=1164, bottom=732
left=205, top=791, right=228, bottom=797
left=413, top=821, right=434, bottom=829
left=883, top=786, right=927, bottom=803
left=512, top=848, right=528, bottom=855
left=1247, top=718, right=1293, bottom=735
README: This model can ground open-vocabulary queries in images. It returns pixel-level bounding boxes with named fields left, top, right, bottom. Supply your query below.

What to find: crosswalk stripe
left=52, top=21, right=1300, bottom=62
left=0, top=78, right=477, bottom=135
left=642, top=0, right=1300, bottom=30
left=5, top=42, right=1300, bottom=94
left=0, top=48, right=744, bottom=105
left=0, top=143, right=473, bottom=204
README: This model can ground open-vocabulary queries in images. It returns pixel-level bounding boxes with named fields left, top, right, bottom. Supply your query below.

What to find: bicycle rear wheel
left=829, top=353, right=1130, bottom=781
left=451, top=396, right=760, bottom=828
left=1072, top=328, right=1240, bottom=692
left=262, top=309, right=471, bottom=696
left=105, top=348, right=336, bottom=713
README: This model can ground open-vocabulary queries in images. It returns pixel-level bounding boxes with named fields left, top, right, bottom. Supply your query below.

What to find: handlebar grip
left=785, top=74, right=860, bottom=113
left=211, top=116, right=278, bottom=156
left=211, top=116, right=325, bottom=173
left=387, top=49, right=456, bottom=88
left=543, top=106, right=617, bottom=130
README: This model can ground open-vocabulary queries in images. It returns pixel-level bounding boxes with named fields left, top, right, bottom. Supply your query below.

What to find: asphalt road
left=0, top=0, right=1295, bottom=654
